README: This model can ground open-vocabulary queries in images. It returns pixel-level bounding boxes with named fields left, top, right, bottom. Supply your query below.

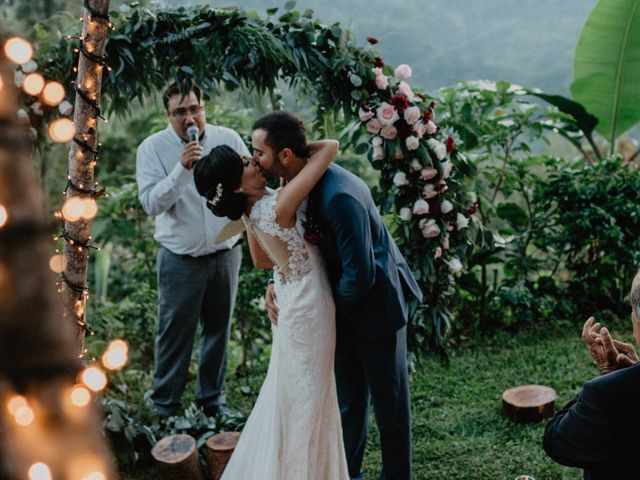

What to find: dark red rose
left=466, top=202, right=479, bottom=215
left=365, top=81, right=377, bottom=94
left=373, top=56, right=384, bottom=68
left=390, top=94, right=409, bottom=112
left=367, top=36, right=379, bottom=44
left=422, top=110, right=432, bottom=122
left=446, top=135, right=456, bottom=153
left=304, top=231, right=321, bottom=245
left=395, top=119, right=413, bottom=139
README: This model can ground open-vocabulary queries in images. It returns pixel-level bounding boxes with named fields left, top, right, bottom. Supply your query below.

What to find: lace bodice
left=247, top=192, right=313, bottom=283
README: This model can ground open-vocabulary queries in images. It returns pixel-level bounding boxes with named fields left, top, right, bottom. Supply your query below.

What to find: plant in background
left=355, top=55, right=488, bottom=352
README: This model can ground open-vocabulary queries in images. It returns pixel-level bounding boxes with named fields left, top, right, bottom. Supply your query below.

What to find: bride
left=193, top=139, right=349, bottom=479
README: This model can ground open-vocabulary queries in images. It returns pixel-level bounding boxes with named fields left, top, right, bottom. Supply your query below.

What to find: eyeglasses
left=169, top=105, right=204, bottom=119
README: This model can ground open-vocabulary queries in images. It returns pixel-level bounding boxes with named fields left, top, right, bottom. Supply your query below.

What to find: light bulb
left=3, top=37, right=33, bottom=64
left=102, top=340, right=128, bottom=370
left=48, top=118, right=75, bottom=143
left=28, top=463, right=52, bottom=480
left=0, top=205, right=7, bottom=228
left=42, top=81, right=65, bottom=106
left=22, top=73, right=45, bottom=96
left=80, top=366, right=107, bottom=392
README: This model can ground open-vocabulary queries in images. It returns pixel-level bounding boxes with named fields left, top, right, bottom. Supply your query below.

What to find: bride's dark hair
left=194, top=145, right=246, bottom=220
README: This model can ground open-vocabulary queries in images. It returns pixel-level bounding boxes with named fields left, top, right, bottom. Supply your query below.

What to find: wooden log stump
left=502, top=384, right=556, bottom=423
left=204, top=431, right=240, bottom=480
left=151, top=434, right=203, bottom=480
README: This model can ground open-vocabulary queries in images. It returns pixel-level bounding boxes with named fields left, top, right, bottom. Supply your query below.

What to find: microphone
left=187, top=125, right=199, bottom=143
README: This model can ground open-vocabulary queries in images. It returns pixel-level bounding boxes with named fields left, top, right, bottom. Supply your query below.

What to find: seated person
left=542, top=270, right=640, bottom=480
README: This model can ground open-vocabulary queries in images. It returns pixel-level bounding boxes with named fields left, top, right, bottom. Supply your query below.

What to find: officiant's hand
left=265, top=283, right=279, bottom=326
left=180, top=141, right=202, bottom=170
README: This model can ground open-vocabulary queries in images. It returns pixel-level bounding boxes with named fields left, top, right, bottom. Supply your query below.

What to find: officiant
left=136, top=82, right=249, bottom=417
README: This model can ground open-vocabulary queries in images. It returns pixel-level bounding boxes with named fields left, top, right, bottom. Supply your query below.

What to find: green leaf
left=496, top=202, right=529, bottom=230
left=349, top=74, right=362, bottom=87
left=527, top=91, right=599, bottom=139
left=350, top=89, right=362, bottom=101
left=266, top=7, right=278, bottom=15
left=284, top=0, right=296, bottom=11
left=571, top=0, right=640, bottom=146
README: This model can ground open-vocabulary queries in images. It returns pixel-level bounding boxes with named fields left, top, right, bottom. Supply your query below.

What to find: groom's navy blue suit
left=309, top=164, right=422, bottom=480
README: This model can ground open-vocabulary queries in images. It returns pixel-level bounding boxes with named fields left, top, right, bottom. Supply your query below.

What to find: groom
left=254, top=111, right=422, bottom=480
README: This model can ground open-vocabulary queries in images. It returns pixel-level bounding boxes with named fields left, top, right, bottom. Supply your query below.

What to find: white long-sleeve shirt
left=136, top=123, right=250, bottom=256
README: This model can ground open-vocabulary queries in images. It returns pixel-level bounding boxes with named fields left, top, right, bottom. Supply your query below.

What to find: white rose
left=371, top=136, right=383, bottom=148
left=412, top=199, right=430, bottom=215
left=456, top=212, right=469, bottom=230
left=441, top=161, right=453, bottom=179
left=447, top=257, right=463, bottom=274
left=397, top=81, right=414, bottom=101
left=434, top=247, right=443, bottom=259
left=440, top=200, right=454, bottom=214
left=404, top=106, right=421, bottom=125
left=373, top=146, right=384, bottom=160
left=405, top=135, right=419, bottom=151
left=399, top=207, right=412, bottom=221
left=410, top=159, right=422, bottom=171
left=393, top=171, right=409, bottom=187
left=427, top=138, right=446, bottom=160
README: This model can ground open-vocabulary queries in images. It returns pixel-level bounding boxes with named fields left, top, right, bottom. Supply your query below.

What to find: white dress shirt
left=136, top=123, right=250, bottom=256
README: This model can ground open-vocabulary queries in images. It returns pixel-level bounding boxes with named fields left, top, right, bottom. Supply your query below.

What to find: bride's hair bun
left=194, top=145, right=246, bottom=220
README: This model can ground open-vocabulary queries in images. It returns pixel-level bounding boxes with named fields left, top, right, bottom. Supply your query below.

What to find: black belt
left=197, top=238, right=243, bottom=259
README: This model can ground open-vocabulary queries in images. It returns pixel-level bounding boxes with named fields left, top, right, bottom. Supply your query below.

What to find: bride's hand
left=265, top=283, right=279, bottom=326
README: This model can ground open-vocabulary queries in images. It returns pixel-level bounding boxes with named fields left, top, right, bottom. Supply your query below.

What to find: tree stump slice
left=151, top=434, right=203, bottom=480
left=204, top=431, right=241, bottom=480
left=502, top=384, right=556, bottom=423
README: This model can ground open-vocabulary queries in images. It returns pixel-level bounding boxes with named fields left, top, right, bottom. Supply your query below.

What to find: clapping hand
left=582, top=317, right=639, bottom=374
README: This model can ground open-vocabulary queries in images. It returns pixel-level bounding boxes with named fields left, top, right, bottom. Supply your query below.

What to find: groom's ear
left=278, top=147, right=294, bottom=165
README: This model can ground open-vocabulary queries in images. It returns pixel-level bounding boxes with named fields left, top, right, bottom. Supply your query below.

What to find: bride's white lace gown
left=221, top=192, right=349, bottom=480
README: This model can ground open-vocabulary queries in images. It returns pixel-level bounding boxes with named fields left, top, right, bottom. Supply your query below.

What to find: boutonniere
left=303, top=195, right=322, bottom=245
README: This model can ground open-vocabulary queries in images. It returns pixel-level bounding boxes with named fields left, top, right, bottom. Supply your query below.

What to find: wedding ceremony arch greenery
left=29, top=1, right=485, bottom=352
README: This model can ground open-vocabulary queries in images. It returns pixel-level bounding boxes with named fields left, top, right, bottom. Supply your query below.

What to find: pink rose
left=434, top=247, right=443, bottom=259
left=413, top=199, right=430, bottom=215
left=397, top=81, right=414, bottom=100
left=366, top=118, right=382, bottom=134
left=373, top=68, right=389, bottom=90
left=394, top=64, right=412, bottom=81
left=423, top=183, right=438, bottom=199
left=420, top=168, right=437, bottom=180
left=381, top=125, right=398, bottom=140
left=395, top=149, right=404, bottom=160
left=376, top=102, right=399, bottom=126
left=422, top=219, right=441, bottom=238
left=414, top=121, right=428, bottom=138
left=403, top=106, right=421, bottom=125
left=359, top=107, right=374, bottom=122
left=425, top=120, right=437, bottom=134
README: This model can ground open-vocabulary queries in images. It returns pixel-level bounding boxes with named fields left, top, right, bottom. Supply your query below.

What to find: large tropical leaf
left=571, top=0, right=640, bottom=147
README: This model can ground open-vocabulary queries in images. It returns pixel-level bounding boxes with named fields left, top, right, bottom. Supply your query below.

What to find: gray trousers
left=151, top=244, right=241, bottom=415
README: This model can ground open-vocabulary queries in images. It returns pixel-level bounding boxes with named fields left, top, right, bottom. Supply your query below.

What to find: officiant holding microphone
left=136, top=83, right=250, bottom=417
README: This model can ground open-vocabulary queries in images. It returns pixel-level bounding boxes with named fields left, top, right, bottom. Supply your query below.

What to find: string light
left=49, top=254, right=67, bottom=273
left=3, top=37, right=33, bottom=64
left=22, top=73, right=45, bottom=96
left=102, top=340, right=128, bottom=370
left=28, top=463, right=52, bottom=480
left=70, top=385, right=91, bottom=407
left=42, top=81, right=65, bottom=106
left=49, top=118, right=76, bottom=143
left=0, top=205, right=7, bottom=228
left=6, top=394, right=27, bottom=415
left=80, top=366, right=107, bottom=392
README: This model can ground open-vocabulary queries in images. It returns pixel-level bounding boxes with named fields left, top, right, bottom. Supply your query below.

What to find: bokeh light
left=102, top=340, right=128, bottom=370
left=28, top=463, right=52, bottom=480
left=4, top=37, right=33, bottom=64
left=42, top=81, right=65, bottom=106
left=22, top=73, right=45, bottom=96
left=80, top=366, right=107, bottom=392
left=48, top=118, right=75, bottom=143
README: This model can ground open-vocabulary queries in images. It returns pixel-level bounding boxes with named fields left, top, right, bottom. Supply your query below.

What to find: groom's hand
left=265, top=283, right=279, bottom=326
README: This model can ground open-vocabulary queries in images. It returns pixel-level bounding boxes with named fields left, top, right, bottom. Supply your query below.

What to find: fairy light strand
left=82, top=0, right=110, bottom=22
left=64, top=178, right=106, bottom=199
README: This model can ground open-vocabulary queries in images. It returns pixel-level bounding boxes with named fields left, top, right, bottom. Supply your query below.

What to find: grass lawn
left=122, top=320, right=632, bottom=479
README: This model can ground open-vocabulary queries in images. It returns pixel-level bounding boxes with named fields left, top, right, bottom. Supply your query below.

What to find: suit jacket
left=543, top=362, right=640, bottom=480
left=308, top=164, right=422, bottom=339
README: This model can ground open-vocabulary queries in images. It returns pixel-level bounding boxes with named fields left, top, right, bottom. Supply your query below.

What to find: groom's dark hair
left=252, top=111, right=309, bottom=158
